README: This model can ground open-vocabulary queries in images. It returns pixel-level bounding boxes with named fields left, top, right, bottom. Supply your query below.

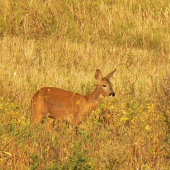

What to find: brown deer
left=31, top=69, right=116, bottom=128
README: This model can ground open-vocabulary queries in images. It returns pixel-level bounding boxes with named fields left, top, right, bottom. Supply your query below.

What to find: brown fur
left=31, top=69, right=116, bottom=127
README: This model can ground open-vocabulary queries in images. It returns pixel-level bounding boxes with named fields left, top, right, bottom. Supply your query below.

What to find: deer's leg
left=72, top=112, right=87, bottom=129
left=31, top=99, right=46, bottom=124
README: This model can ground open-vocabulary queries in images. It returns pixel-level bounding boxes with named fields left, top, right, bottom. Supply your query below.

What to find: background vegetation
left=0, top=0, right=170, bottom=169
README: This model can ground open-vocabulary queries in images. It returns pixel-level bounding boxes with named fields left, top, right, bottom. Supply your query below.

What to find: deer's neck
left=85, top=86, right=105, bottom=110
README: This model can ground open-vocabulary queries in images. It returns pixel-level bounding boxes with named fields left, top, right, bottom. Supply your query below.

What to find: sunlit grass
left=0, top=96, right=169, bottom=169
left=0, top=0, right=170, bottom=169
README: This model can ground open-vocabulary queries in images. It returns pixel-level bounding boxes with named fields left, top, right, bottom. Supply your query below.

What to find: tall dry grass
left=0, top=0, right=170, bottom=169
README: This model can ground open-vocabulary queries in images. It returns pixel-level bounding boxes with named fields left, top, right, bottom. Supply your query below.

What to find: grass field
left=0, top=0, right=170, bottom=169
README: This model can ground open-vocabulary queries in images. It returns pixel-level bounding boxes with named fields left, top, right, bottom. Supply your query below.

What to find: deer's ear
left=105, top=69, right=116, bottom=79
left=95, top=69, right=103, bottom=81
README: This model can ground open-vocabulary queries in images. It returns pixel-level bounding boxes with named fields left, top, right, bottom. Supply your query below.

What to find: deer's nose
left=109, top=92, right=115, bottom=97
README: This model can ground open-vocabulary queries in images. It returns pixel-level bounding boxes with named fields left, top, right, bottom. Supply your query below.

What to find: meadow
left=0, top=0, right=170, bottom=169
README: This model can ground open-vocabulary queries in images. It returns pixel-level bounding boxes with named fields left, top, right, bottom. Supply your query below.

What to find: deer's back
left=32, top=87, right=87, bottom=121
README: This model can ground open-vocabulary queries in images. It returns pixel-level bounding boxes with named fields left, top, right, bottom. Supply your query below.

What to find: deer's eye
left=103, top=85, right=107, bottom=87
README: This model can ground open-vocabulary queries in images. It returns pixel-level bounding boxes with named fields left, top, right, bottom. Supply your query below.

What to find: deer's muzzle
left=109, top=92, right=115, bottom=97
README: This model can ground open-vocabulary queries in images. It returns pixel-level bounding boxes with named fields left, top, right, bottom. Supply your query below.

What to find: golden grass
left=0, top=0, right=170, bottom=169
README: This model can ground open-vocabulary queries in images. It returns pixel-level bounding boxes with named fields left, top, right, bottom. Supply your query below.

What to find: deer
left=31, top=69, right=116, bottom=128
